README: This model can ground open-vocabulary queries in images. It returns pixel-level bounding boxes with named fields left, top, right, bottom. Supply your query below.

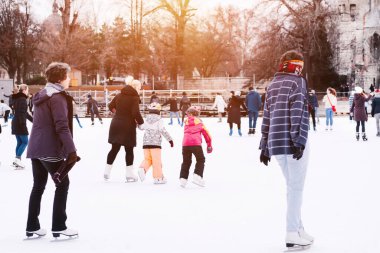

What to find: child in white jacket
left=138, top=102, right=173, bottom=184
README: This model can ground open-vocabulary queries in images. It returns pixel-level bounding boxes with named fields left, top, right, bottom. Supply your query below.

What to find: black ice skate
left=26, top=228, right=47, bottom=238
left=356, top=132, right=360, bottom=141
left=362, top=133, right=368, bottom=141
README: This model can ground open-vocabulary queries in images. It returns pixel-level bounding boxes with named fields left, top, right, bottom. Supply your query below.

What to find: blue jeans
left=325, top=108, right=333, bottom=126
left=275, top=144, right=310, bottom=232
left=169, top=112, right=180, bottom=124
left=248, top=111, right=258, bottom=129
left=15, top=135, right=29, bottom=158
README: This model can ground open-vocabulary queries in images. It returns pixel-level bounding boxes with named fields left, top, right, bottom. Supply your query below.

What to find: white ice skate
left=104, top=164, right=112, bottom=180
left=192, top=174, right=205, bottom=187
left=138, top=168, right=146, bottom=182
left=299, top=229, right=314, bottom=243
left=26, top=228, right=47, bottom=238
left=154, top=177, right=167, bottom=184
left=125, top=165, right=138, bottom=182
left=180, top=178, right=188, bottom=188
left=12, top=158, right=25, bottom=170
left=285, top=232, right=312, bottom=250
left=52, top=228, right=78, bottom=238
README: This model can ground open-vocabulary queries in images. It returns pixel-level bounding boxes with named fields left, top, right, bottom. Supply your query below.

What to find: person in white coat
left=0, top=99, right=12, bottom=126
left=212, top=93, right=227, bottom=122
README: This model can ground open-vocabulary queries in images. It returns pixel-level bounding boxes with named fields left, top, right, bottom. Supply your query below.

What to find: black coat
left=11, top=92, right=33, bottom=135
left=163, top=98, right=179, bottom=112
left=227, top=96, right=247, bottom=124
left=108, top=86, right=144, bottom=147
left=180, top=96, right=191, bottom=112
left=87, top=98, right=99, bottom=114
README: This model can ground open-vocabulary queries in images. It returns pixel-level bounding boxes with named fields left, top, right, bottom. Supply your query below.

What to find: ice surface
left=0, top=117, right=379, bottom=253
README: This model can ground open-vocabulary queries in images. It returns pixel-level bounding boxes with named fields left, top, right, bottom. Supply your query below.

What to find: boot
left=26, top=228, right=47, bottom=237
left=104, top=164, right=112, bottom=180
left=377, top=132, right=380, bottom=137
left=252, top=128, right=256, bottom=134
left=192, top=174, right=205, bottom=187
left=362, top=132, right=368, bottom=141
left=238, top=129, right=242, bottom=136
left=248, top=128, right=253, bottom=135
left=125, top=165, right=138, bottom=182
left=286, top=231, right=312, bottom=248
left=13, top=158, right=25, bottom=169
left=229, top=129, right=233, bottom=136
left=299, top=228, right=314, bottom=243
left=154, top=177, right=167, bottom=184
left=180, top=178, right=188, bottom=188
left=52, top=228, right=78, bottom=238
left=138, top=167, right=146, bottom=182
left=356, top=132, right=360, bottom=141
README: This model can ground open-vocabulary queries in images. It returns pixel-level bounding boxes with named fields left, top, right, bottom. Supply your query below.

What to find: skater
left=163, top=94, right=180, bottom=125
left=212, top=92, right=227, bottom=123
left=227, top=90, right=247, bottom=136
left=322, top=87, right=337, bottom=130
left=308, top=90, right=317, bottom=131
left=180, top=106, right=212, bottom=188
left=310, top=89, right=319, bottom=124
left=179, top=92, right=191, bottom=126
left=371, top=89, right=380, bottom=137
left=11, top=84, right=33, bottom=169
left=73, top=101, right=82, bottom=128
left=28, top=93, right=34, bottom=115
left=349, top=91, right=355, bottom=121
left=26, top=62, right=79, bottom=238
left=150, top=91, right=159, bottom=103
left=104, top=79, right=144, bottom=182
left=350, top=87, right=372, bottom=141
left=86, top=94, right=103, bottom=125
left=259, top=50, right=313, bottom=249
left=137, top=102, right=173, bottom=184
left=0, top=99, right=11, bottom=126
left=245, top=87, right=261, bottom=135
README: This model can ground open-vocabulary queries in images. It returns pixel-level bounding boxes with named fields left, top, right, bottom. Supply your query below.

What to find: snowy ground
left=0, top=116, right=379, bottom=253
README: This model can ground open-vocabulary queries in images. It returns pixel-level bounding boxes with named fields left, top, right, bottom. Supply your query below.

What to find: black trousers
left=90, top=112, right=102, bottom=122
left=356, top=121, right=365, bottom=132
left=4, top=110, right=10, bottom=123
left=180, top=146, right=205, bottom=179
left=229, top=122, right=241, bottom=130
left=309, top=109, right=316, bottom=129
left=27, top=159, right=69, bottom=231
left=107, top=144, right=134, bottom=166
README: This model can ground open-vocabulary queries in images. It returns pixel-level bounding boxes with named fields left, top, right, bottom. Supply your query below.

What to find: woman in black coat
left=227, top=91, right=247, bottom=136
left=104, top=80, right=144, bottom=182
left=350, top=87, right=372, bottom=141
left=11, top=84, right=33, bottom=168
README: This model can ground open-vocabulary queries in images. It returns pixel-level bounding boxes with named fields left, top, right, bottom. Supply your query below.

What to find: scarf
left=279, top=60, right=304, bottom=75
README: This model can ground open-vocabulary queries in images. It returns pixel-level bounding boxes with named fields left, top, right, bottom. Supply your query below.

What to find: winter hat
left=148, top=102, right=161, bottom=111
left=125, top=75, right=133, bottom=85
left=87, top=94, right=92, bottom=98
left=235, top=90, right=241, bottom=96
left=186, top=106, right=201, bottom=116
left=354, top=86, right=363, bottom=94
left=129, top=80, right=141, bottom=92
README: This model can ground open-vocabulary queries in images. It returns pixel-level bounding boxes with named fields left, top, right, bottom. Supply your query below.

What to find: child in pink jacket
left=180, top=106, right=212, bottom=187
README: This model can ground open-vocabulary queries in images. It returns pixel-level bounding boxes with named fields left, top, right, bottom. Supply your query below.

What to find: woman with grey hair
left=26, top=62, right=80, bottom=238
left=104, top=77, right=144, bottom=182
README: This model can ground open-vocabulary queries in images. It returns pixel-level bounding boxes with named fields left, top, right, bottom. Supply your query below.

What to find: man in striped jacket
left=259, top=50, right=313, bottom=249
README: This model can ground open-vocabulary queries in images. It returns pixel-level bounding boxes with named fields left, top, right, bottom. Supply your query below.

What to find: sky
left=30, top=0, right=259, bottom=25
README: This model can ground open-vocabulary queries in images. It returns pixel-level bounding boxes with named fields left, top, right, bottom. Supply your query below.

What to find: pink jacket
left=182, top=116, right=212, bottom=147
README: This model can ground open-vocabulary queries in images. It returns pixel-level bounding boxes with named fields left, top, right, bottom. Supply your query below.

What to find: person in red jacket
left=180, top=106, right=212, bottom=188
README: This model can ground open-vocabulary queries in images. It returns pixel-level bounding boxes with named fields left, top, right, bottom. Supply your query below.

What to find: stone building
left=333, top=0, right=380, bottom=90
left=42, top=0, right=63, bottom=36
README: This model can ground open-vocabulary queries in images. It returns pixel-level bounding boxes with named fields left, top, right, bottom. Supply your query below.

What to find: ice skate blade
left=52, top=232, right=79, bottom=238
left=125, top=177, right=138, bottom=183
left=285, top=243, right=311, bottom=252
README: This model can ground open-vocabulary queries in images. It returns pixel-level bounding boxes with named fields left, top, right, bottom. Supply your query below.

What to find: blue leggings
left=15, top=135, right=29, bottom=158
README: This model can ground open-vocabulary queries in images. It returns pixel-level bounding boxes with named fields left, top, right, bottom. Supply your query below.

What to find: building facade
left=332, top=0, right=380, bottom=90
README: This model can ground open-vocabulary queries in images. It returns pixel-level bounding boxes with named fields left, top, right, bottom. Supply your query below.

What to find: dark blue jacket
left=11, top=92, right=33, bottom=135
left=245, top=91, right=261, bottom=112
left=308, top=93, right=319, bottom=108
left=371, top=95, right=380, bottom=116
left=27, top=83, right=76, bottom=159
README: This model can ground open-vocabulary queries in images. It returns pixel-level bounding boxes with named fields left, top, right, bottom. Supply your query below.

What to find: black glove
left=260, top=150, right=270, bottom=166
left=169, top=140, right=174, bottom=148
left=291, top=146, right=305, bottom=160
left=52, top=152, right=81, bottom=186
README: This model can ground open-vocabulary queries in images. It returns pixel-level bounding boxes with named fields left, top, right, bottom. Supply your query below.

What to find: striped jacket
left=259, top=73, right=309, bottom=157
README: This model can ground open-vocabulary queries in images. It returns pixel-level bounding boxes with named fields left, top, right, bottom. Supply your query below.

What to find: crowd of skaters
left=1, top=52, right=380, bottom=249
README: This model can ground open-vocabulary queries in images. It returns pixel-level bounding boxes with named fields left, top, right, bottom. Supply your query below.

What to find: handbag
left=327, top=95, right=336, bottom=112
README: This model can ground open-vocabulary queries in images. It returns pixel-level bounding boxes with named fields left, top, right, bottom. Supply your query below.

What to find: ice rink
left=0, top=116, right=379, bottom=253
